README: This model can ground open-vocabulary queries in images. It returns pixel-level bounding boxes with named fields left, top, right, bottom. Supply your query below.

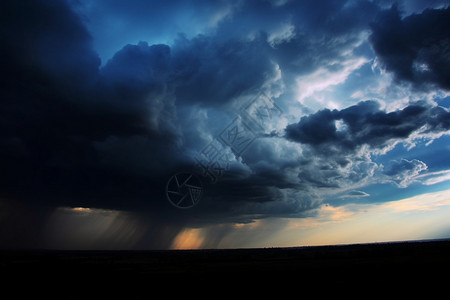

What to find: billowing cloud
left=170, top=34, right=280, bottom=106
left=285, top=100, right=450, bottom=189
left=285, top=101, right=450, bottom=154
left=370, top=5, right=450, bottom=90
left=1, top=0, right=450, bottom=249
left=0, top=0, right=298, bottom=225
left=0, top=1, right=184, bottom=213
left=384, top=159, right=428, bottom=187
left=69, top=0, right=243, bottom=62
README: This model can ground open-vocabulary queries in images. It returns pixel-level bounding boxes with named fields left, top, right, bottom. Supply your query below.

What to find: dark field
left=2, top=240, right=450, bottom=294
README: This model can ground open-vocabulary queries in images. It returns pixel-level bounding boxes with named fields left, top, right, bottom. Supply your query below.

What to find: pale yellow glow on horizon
left=166, top=189, right=450, bottom=250
left=40, top=188, right=450, bottom=250
left=285, top=204, right=357, bottom=230
left=71, top=207, right=92, bottom=213
left=233, top=219, right=262, bottom=229
left=274, top=189, right=450, bottom=247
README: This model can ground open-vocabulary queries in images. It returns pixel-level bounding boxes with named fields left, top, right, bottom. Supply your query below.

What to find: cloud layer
left=285, top=100, right=450, bottom=154
left=1, top=0, right=450, bottom=248
left=370, top=4, right=450, bottom=90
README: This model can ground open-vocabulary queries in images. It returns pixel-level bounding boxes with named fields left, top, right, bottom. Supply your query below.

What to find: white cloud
left=417, top=169, right=450, bottom=186
left=384, top=159, right=428, bottom=188
left=338, top=190, right=371, bottom=199
left=295, top=57, right=369, bottom=110
left=383, top=189, right=450, bottom=212
left=268, top=23, right=296, bottom=47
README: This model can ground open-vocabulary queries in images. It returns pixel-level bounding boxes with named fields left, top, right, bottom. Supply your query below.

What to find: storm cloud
left=370, top=4, right=450, bottom=90
left=0, top=1, right=182, bottom=212
left=0, top=0, right=288, bottom=223
left=285, top=100, right=450, bottom=189
left=1, top=0, right=450, bottom=249
left=0, top=0, right=375, bottom=213
left=285, top=100, right=450, bottom=154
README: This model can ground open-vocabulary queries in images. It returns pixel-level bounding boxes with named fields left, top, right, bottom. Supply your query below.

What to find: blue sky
left=1, top=0, right=450, bottom=249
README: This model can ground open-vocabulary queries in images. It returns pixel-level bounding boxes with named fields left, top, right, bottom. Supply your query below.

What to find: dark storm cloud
left=0, top=0, right=183, bottom=212
left=101, top=42, right=171, bottom=89
left=0, top=0, right=288, bottom=222
left=70, top=0, right=242, bottom=61
left=213, top=0, right=380, bottom=85
left=370, top=4, right=450, bottom=90
left=3, top=0, right=449, bottom=245
left=284, top=100, right=450, bottom=189
left=285, top=100, right=450, bottom=154
left=0, top=1, right=412, bottom=210
left=171, top=34, right=278, bottom=106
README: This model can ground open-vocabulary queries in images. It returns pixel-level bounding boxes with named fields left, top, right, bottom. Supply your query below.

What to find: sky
left=1, top=0, right=450, bottom=249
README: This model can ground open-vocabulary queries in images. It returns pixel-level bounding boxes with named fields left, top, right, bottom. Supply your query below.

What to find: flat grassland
left=1, top=239, right=449, bottom=292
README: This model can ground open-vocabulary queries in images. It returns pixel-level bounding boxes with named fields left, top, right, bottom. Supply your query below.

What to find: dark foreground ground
left=1, top=239, right=450, bottom=295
